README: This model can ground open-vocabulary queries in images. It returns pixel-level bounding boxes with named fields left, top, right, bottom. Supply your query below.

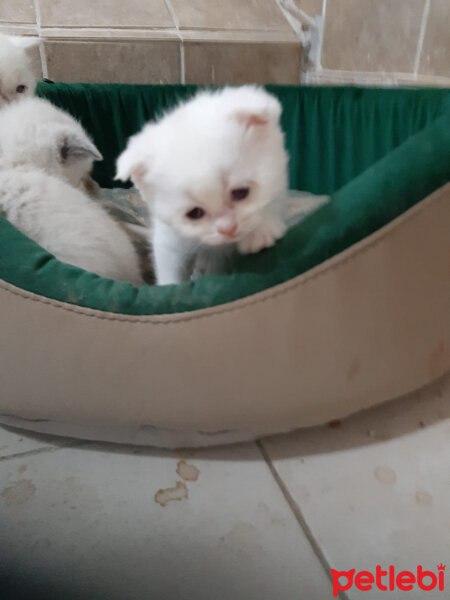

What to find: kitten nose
left=217, top=222, right=237, bottom=238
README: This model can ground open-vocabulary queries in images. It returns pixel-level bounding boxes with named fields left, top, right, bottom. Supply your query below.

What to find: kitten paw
left=238, top=219, right=286, bottom=255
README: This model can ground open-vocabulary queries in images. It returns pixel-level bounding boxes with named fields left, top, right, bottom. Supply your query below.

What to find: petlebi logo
left=331, top=564, right=446, bottom=597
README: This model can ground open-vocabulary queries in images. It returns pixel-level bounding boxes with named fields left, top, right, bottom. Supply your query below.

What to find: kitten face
left=0, top=97, right=102, bottom=190
left=117, top=86, right=288, bottom=246
left=150, top=172, right=273, bottom=247
left=0, top=35, right=38, bottom=108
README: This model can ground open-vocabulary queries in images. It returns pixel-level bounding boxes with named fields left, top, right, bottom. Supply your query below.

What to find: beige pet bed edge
left=0, top=184, right=449, bottom=448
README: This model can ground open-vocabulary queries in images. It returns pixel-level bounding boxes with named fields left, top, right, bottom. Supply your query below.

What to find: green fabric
left=0, top=84, right=449, bottom=315
left=36, top=82, right=449, bottom=193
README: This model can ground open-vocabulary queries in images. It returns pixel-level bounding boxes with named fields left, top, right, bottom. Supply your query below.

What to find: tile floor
left=0, top=372, right=448, bottom=600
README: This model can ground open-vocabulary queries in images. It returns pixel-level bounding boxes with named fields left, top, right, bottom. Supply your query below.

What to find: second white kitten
left=0, top=164, right=143, bottom=285
left=0, top=97, right=102, bottom=194
left=0, top=97, right=142, bottom=285
left=117, top=86, right=288, bottom=285
left=0, top=34, right=39, bottom=108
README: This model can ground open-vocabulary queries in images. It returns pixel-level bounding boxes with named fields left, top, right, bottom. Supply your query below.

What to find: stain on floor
left=374, top=467, right=397, bottom=485
left=154, top=481, right=188, bottom=507
left=176, top=460, right=199, bottom=482
left=415, top=489, right=433, bottom=506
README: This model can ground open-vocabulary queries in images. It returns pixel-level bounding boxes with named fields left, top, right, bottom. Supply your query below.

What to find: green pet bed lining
left=0, top=84, right=449, bottom=316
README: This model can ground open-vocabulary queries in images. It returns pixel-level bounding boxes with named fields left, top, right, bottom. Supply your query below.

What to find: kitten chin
left=117, top=85, right=289, bottom=285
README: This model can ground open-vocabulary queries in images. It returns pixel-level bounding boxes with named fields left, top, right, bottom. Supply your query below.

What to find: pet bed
left=0, top=83, right=448, bottom=447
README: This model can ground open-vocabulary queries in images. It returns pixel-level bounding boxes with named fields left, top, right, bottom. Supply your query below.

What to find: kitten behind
left=117, top=86, right=288, bottom=285
left=0, top=97, right=102, bottom=194
left=0, top=34, right=39, bottom=107
left=0, top=97, right=142, bottom=285
left=0, top=163, right=143, bottom=285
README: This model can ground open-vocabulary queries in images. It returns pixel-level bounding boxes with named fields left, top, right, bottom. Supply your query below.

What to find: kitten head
left=0, top=34, right=39, bottom=107
left=0, top=97, right=102, bottom=190
left=117, top=86, right=288, bottom=246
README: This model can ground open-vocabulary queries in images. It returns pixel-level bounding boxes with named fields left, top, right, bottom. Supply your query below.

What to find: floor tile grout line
left=256, top=440, right=350, bottom=600
left=0, top=441, right=85, bottom=462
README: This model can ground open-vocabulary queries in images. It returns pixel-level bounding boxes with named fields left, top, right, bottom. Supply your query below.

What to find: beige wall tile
left=41, top=28, right=179, bottom=41
left=419, top=0, right=450, bottom=77
left=181, top=29, right=297, bottom=43
left=171, top=0, right=292, bottom=31
left=44, top=41, right=180, bottom=84
left=39, top=0, right=174, bottom=28
left=184, top=41, right=301, bottom=85
left=322, top=0, right=425, bottom=72
left=291, top=0, right=323, bottom=17
left=303, top=67, right=450, bottom=87
left=0, top=24, right=37, bottom=36
left=0, top=0, right=35, bottom=24
left=28, top=40, right=43, bottom=80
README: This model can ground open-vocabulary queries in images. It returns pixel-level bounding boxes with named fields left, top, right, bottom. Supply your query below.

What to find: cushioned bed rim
left=0, top=90, right=449, bottom=316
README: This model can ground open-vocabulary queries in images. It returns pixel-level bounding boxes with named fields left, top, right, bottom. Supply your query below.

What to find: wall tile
left=184, top=40, right=301, bottom=85
left=2, top=0, right=448, bottom=87
left=288, top=0, right=323, bottom=17
left=0, top=0, right=35, bottom=24
left=0, top=24, right=37, bottom=36
left=180, top=29, right=297, bottom=42
left=45, top=40, right=181, bottom=84
left=39, top=0, right=174, bottom=28
left=41, top=28, right=179, bottom=41
left=171, top=0, right=292, bottom=31
left=419, top=0, right=450, bottom=77
left=303, top=67, right=450, bottom=87
left=322, top=0, right=426, bottom=72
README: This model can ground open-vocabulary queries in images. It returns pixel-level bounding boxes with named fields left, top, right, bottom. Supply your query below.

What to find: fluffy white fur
left=117, top=86, right=288, bottom=285
left=0, top=164, right=143, bottom=285
left=0, top=34, right=38, bottom=107
left=0, top=97, right=102, bottom=193
left=0, top=97, right=142, bottom=284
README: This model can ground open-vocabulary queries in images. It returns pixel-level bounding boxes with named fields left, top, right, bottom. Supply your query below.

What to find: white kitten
left=0, top=97, right=102, bottom=194
left=116, top=86, right=288, bottom=285
left=0, top=34, right=39, bottom=107
left=0, top=164, right=143, bottom=285
left=0, top=97, right=142, bottom=284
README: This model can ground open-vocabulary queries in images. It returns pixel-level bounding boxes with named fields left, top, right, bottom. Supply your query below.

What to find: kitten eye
left=16, top=84, right=27, bottom=94
left=231, top=187, right=250, bottom=201
left=186, top=207, right=205, bottom=220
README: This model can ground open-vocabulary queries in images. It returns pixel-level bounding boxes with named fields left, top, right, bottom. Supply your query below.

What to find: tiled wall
left=1, top=0, right=449, bottom=86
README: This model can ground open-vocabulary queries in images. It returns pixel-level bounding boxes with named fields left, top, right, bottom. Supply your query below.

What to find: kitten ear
left=9, top=35, right=39, bottom=55
left=231, top=89, right=282, bottom=130
left=59, top=132, right=102, bottom=163
left=236, top=113, right=271, bottom=128
left=116, top=139, right=148, bottom=186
